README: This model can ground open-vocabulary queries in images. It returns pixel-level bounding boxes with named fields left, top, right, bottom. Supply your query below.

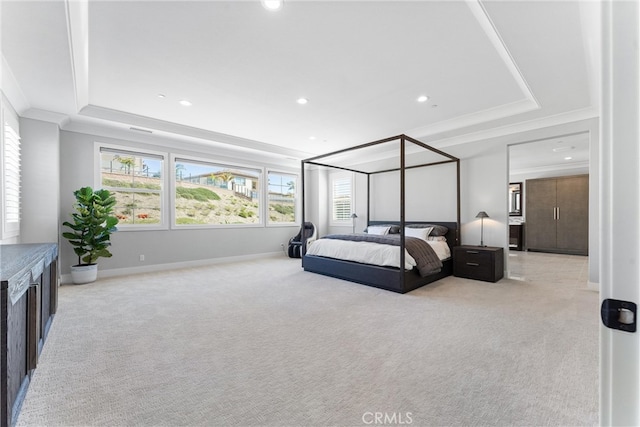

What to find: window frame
left=1, top=99, right=21, bottom=240
left=170, top=153, right=264, bottom=229
left=95, top=142, right=169, bottom=231
left=266, top=169, right=299, bottom=227
left=330, top=172, right=354, bottom=226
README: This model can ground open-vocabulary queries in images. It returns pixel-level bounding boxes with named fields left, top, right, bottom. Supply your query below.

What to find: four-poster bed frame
left=300, top=134, right=460, bottom=294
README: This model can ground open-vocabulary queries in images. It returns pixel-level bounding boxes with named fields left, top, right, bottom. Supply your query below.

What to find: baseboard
left=60, top=251, right=287, bottom=284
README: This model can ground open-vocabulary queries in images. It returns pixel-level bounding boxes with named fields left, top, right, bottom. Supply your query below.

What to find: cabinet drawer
left=456, top=249, right=491, bottom=264
left=454, top=259, right=493, bottom=281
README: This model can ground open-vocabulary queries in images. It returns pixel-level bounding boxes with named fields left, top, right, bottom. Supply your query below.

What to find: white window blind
left=332, top=176, right=352, bottom=222
left=4, top=125, right=20, bottom=222
left=2, top=111, right=21, bottom=238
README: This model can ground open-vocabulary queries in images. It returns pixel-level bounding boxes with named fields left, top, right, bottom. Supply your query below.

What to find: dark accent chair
left=288, top=222, right=317, bottom=258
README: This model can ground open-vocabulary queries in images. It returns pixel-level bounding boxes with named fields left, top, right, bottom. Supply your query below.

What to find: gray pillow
left=406, top=223, right=449, bottom=236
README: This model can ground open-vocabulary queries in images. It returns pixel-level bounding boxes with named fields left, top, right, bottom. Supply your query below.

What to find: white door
left=600, top=1, right=640, bottom=424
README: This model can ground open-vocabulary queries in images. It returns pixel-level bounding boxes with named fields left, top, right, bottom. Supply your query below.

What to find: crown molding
left=79, top=104, right=313, bottom=160
left=21, top=108, right=70, bottom=127
left=1, top=55, right=30, bottom=115
left=510, top=160, right=589, bottom=176
left=60, top=113, right=303, bottom=169
left=426, top=105, right=599, bottom=148
left=64, top=0, right=89, bottom=112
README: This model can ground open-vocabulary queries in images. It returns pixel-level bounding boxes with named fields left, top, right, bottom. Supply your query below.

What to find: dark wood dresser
left=525, top=175, right=588, bottom=255
left=453, top=245, right=504, bottom=282
left=1, top=244, right=58, bottom=427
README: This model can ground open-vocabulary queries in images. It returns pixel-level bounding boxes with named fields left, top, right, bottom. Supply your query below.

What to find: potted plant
left=62, top=187, right=119, bottom=284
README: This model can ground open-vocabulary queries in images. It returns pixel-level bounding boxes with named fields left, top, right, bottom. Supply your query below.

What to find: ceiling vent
left=552, top=145, right=574, bottom=152
left=130, top=127, right=153, bottom=134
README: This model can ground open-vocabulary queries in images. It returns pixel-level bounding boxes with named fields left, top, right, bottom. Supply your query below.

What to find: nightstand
left=453, top=246, right=504, bottom=282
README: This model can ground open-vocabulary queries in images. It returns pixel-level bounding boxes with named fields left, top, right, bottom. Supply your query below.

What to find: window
left=173, top=157, right=261, bottom=226
left=331, top=173, right=352, bottom=223
left=267, top=171, right=297, bottom=224
left=99, top=146, right=165, bottom=228
left=1, top=103, right=21, bottom=239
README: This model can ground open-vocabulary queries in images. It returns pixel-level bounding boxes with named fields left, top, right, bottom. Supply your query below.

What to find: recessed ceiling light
left=179, top=100, right=192, bottom=107
left=157, top=93, right=166, bottom=99
left=309, top=136, right=316, bottom=140
left=262, top=0, right=283, bottom=11
left=417, top=95, right=429, bottom=103
left=297, top=98, right=308, bottom=105
left=564, top=156, right=573, bottom=160
left=431, top=104, right=439, bottom=108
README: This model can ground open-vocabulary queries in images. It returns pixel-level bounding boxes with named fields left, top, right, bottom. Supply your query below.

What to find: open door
left=600, top=1, right=640, bottom=424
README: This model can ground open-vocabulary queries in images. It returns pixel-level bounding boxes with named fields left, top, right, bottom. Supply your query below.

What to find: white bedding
left=305, top=239, right=450, bottom=270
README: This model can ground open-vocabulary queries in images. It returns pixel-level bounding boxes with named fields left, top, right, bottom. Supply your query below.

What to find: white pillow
left=367, top=226, right=391, bottom=235
left=427, top=235, right=447, bottom=242
left=404, top=226, right=433, bottom=241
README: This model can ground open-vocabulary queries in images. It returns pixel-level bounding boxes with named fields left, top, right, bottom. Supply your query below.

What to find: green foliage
left=114, top=155, right=136, bottom=174
left=176, top=186, right=221, bottom=202
left=176, top=217, right=204, bottom=225
left=238, top=207, right=254, bottom=218
left=62, top=187, right=119, bottom=266
left=102, top=178, right=161, bottom=190
left=272, top=203, right=294, bottom=215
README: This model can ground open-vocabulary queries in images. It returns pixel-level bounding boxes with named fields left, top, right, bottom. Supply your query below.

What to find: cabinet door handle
left=556, top=207, right=560, bottom=220
left=466, top=262, right=480, bottom=266
left=466, top=250, right=480, bottom=254
left=553, top=207, right=557, bottom=220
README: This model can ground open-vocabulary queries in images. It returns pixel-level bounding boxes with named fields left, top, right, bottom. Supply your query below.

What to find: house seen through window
left=174, top=158, right=261, bottom=226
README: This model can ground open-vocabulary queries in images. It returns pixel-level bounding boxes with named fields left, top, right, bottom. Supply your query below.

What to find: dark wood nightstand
left=453, top=246, right=504, bottom=282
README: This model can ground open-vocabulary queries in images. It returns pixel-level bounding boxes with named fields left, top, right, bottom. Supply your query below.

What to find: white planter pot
left=70, top=264, right=98, bottom=284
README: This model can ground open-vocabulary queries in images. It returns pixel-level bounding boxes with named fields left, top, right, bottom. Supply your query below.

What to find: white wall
left=19, top=117, right=60, bottom=243
left=59, top=129, right=299, bottom=275
left=369, top=162, right=458, bottom=221
left=303, top=167, right=328, bottom=236
left=453, top=139, right=508, bottom=249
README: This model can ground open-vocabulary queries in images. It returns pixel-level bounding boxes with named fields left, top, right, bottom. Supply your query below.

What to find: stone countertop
left=1, top=243, right=58, bottom=304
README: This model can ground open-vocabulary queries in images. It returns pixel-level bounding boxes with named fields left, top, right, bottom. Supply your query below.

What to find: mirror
left=509, top=182, right=523, bottom=216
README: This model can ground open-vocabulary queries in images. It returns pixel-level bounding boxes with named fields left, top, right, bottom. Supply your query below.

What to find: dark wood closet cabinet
left=525, top=175, right=588, bottom=255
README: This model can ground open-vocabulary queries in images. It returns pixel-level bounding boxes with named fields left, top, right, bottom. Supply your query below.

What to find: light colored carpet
left=17, top=252, right=598, bottom=426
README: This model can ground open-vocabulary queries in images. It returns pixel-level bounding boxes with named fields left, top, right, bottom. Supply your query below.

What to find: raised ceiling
left=1, top=0, right=599, bottom=161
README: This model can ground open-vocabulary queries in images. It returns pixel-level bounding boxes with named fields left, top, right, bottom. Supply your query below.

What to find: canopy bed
left=300, top=134, right=460, bottom=293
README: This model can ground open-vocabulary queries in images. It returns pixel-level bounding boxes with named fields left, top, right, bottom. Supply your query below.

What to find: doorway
left=506, top=131, right=591, bottom=281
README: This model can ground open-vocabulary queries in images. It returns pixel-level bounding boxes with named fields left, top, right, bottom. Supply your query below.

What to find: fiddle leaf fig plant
left=62, top=187, right=119, bottom=266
